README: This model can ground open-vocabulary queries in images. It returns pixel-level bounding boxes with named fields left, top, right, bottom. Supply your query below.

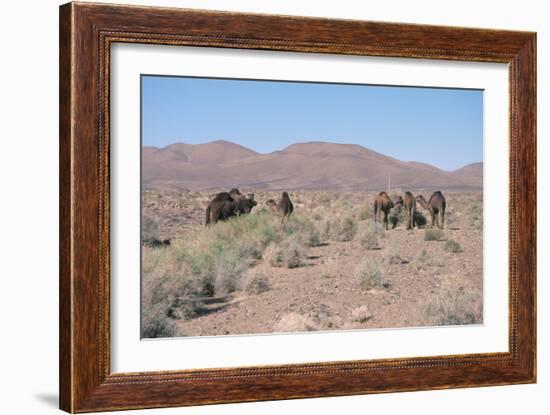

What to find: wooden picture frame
left=59, top=2, right=536, bottom=412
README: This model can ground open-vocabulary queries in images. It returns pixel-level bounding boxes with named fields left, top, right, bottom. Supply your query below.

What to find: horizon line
left=142, top=139, right=483, bottom=172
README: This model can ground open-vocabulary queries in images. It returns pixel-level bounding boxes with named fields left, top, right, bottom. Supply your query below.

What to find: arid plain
left=141, top=141, right=483, bottom=338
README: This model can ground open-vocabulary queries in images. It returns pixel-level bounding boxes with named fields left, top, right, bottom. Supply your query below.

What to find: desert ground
left=141, top=189, right=483, bottom=338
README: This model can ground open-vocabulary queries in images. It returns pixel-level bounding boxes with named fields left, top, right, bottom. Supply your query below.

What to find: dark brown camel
left=267, top=192, right=294, bottom=224
left=229, top=188, right=257, bottom=215
left=373, top=192, right=396, bottom=230
left=395, top=191, right=417, bottom=230
left=416, top=191, right=446, bottom=229
left=205, top=192, right=238, bottom=226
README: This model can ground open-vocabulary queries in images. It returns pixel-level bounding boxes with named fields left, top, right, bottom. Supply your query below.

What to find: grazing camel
left=205, top=189, right=256, bottom=225
left=205, top=192, right=238, bottom=226
left=416, top=191, right=446, bottom=229
left=395, top=191, right=417, bottom=230
left=267, top=192, right=294, bottom=224
left=373, top=192, right=396, bottom=230
left=229, top=188, right=257, bottom=215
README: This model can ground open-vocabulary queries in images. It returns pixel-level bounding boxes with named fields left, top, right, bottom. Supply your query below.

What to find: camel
left=267, top=192, right=294, bottom=224
left=229, top=188, right=257, bottom=215
left=205, top=189, right=256, bottom=225
left=395, top=191, right=417, bottom=230
left=205, top=192, right=238, bottom=226
left=416, top=191, right=446, bottom=229
left=373, top=192, right=397, bottom=230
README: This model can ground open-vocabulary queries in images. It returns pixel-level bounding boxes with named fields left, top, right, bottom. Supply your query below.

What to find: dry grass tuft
left=273, top=313, right=318, bottom=333
left=424, top=287, right=482, bottom=326
left=354, top=258, right=383, bottom=290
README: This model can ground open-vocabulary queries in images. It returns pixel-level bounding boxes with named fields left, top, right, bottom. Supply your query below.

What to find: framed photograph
left=59, top=2, right=536, bottom=412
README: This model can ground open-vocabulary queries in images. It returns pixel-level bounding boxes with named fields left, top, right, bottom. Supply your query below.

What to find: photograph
left=140, top=75, right=484, bottom=339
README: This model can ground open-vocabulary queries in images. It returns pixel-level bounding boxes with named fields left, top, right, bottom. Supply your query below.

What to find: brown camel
left=205, top=192, right=238, bottom=226
left=205, top=189, right=256, bottom=225
left=416, top=191, right=446, bottom=229
left=267, top=192, right=294, bottom=224
left=395, top=191, right=417, bottom=230
left=373, top=192, right=397, bottom=230
left=229, top=188, right=257, bottom=215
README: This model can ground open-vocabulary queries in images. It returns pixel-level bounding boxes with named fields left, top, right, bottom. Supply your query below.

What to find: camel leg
left=384, top=212, right=388, bottom=230
left=431, top=211, right=436, bottom=228
left=439, top=211, right=445, bottom=229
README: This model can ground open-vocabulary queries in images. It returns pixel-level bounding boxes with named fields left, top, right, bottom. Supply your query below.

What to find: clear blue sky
left=141, top=75, right=483, bottom=171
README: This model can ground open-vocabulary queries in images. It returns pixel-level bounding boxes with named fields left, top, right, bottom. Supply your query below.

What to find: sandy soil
left=142, top=190, right=483, bottom=337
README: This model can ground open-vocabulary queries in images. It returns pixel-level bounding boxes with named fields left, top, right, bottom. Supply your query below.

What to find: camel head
left=392, top=195, right=404, bottom=207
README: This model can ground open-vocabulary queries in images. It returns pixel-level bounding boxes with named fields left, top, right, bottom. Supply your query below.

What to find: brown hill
left=142, top=140, right=482, bottom=191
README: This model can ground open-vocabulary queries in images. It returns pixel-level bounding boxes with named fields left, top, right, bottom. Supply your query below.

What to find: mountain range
left=142, top=140, right=482, bottom=191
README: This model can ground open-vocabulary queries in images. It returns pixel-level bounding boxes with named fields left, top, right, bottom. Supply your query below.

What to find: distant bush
left=424, top=228, right=444, bottom=241
left=244, top=273, right=271, bottom=295
left=389, top=205, right=407, bottom=229
left=443, top=239, right=463, bottom=253
left=281, top=237, right=307, bottom=268
left=414, top=210, right=428, bottom=227
left=357, top=202, right=373, bottom=221
left=358, top=221, right=381, bottom=250
left=283, top=214, right=322, bottom=247
left=264, top=237, right=307, bottom=269
left=331, top=216, right=358, bottom=242
left=388, top=206, right=427, bottom=229
left=354, top=258, right=383, bottom=290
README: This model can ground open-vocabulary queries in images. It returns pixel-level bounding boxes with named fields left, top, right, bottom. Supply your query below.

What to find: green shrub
left=358, top=221, right=381, bottom=250
left=283, top=214, right=322, bottom=247
left=389, top=205, right=407, bottom=229
left=264, top=237, right=307, bottom=269
left=357, top=202, right=373, bottom=220
left=424, top=228, right=444, bottom=241
left=388, top=205, right=427, bottom=229
left=332, top=216, right=358, bottom=242
left=414, top=210, right=428, bottom=227
left=213, top=249, right=247, bottom=294
left=443, top=239, right=463, bottom=253
left=245, top=273, right=271, bottom=295
left=281, top=237, right=307, bottom=268
left=424, top=288, right=482, bottom=326
left=354, top=258, right=383, bottom=290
